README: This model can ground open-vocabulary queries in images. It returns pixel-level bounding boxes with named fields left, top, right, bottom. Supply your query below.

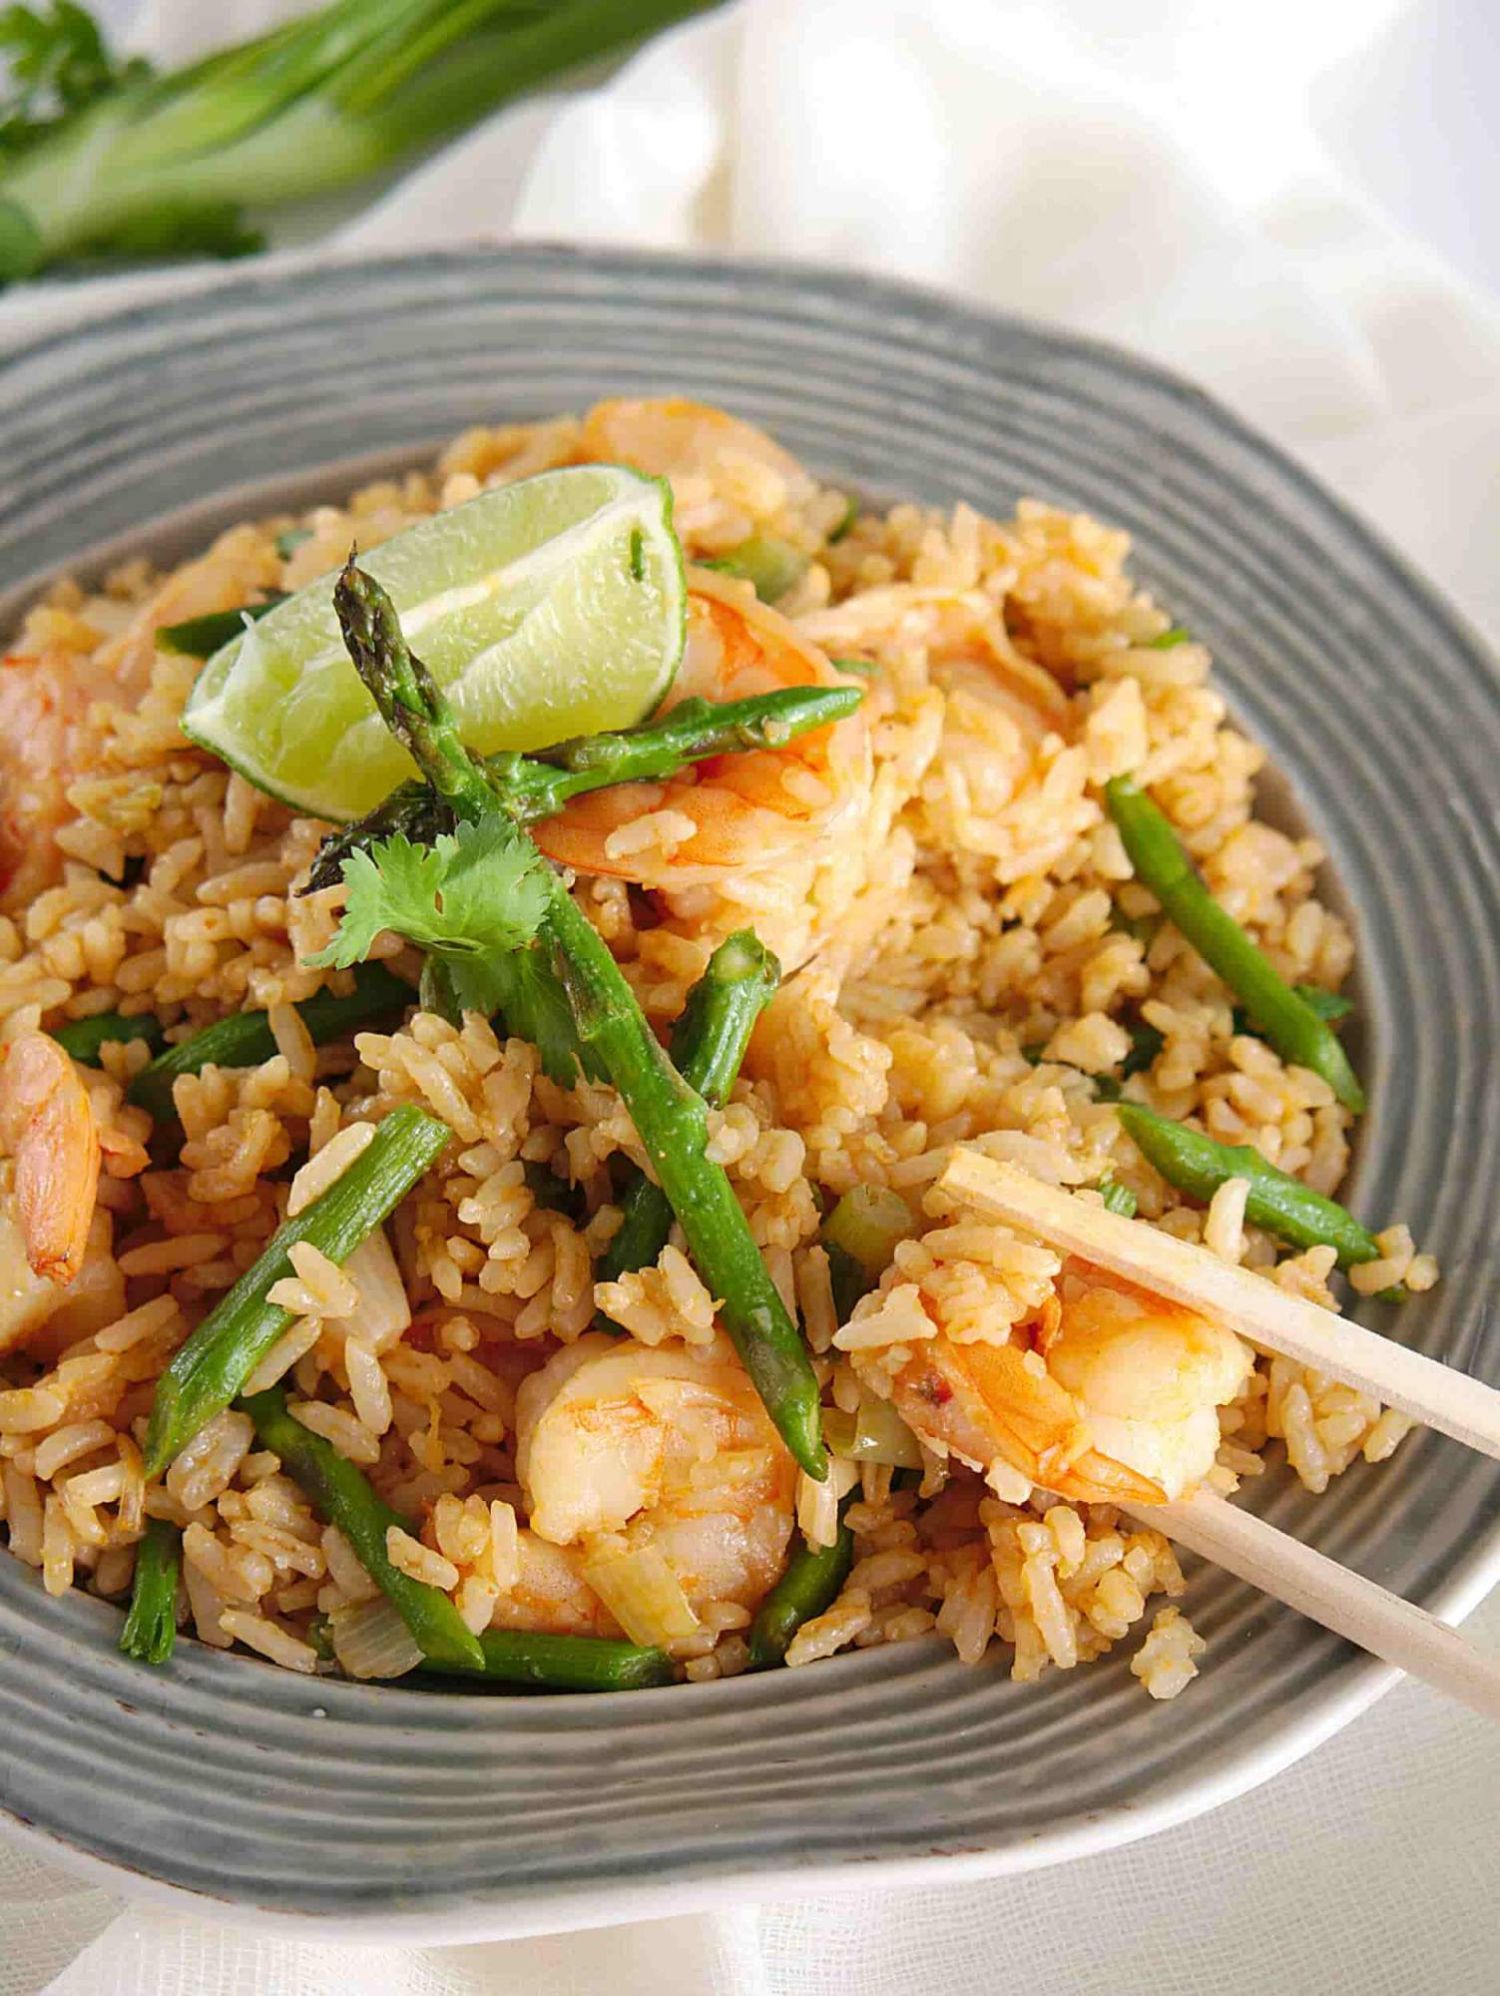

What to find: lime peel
left=182, top=464, right=685, bottom=822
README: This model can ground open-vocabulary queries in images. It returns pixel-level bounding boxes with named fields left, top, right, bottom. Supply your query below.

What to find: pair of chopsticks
left=940, top=1150, right=1500, bottom=1721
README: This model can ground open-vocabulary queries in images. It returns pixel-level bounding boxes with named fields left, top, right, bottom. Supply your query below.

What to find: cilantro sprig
left=308, top=818, right=550, bottom=1017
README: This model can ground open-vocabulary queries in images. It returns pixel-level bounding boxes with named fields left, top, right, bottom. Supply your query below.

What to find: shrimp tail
left=1, top=1033, right=101, bottom=1284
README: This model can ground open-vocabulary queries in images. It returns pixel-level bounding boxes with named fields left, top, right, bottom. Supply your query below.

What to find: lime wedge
left=182, top=465, right=685, bottom=821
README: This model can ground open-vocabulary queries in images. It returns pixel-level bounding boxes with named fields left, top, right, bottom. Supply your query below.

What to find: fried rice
left=0, top=399, right=1435, bottom=1697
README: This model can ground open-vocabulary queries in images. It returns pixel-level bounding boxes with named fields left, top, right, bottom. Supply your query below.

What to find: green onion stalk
left=0, top=0, right=719, bottom=280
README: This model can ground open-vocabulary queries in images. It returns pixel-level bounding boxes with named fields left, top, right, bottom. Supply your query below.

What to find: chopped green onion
left=1120, top=1019, right=1165, bottom=1081
left=523, top=1160, right=578, bottom=1217
left=823, top=1185, right=918, bottom=1280
left=822, top=1393, right=924, bottom=1468
left=1145, top=626, right=1190, bottom=650
left=1096, top=1175, right=1137, bottom=1218
left=701, top=533, right=810, bottom=603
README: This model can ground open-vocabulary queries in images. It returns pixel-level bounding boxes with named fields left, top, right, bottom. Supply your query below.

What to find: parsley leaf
left=307, top=817, right=550, bottom=982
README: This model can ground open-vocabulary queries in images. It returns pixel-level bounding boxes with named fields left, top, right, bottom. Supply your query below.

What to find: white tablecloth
left=4, top=2, right=1499, bottom=1989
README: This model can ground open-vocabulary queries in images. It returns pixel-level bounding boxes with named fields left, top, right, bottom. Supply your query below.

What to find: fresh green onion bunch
left=0, top=0, right=716, bottom=279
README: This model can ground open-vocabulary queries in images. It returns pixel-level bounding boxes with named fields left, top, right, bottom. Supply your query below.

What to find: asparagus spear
left=332, top=558, right=829, bottom=1481
left=242, top=1385, right=482, bottom=1672
left=598, top=930, right=780, bottom=1291
left=118, top=1517, right=181, bottom=1665
left=127, top=961, right=411, bottom=1121
left=302, top=683, right=863, bottom=894
left=144, top=1102, right=450, bottom=1474
left=432, top=1628, right=675, bottom=1692
left=156, top=595, right=285, bottom=658
left=1116, top=1101, right=1382, bottom=1269
left=748, top=1507, right=855, bottom=1669
left=52, top=1011, right=166, bottom=1066
left=1105, top=778, right=1364, bottom=1112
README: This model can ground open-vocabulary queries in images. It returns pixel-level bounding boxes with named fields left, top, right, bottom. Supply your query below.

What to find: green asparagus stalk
left=432, top=1628, right=674, bottom=1692
left=547, top=889, right=827, bottom=1478
left=302, top=684, right=863, bottom=894
left=52, top=1010, right=165, bottom=1066
left=1105, top=778, right=1364, bottom=1112
left=748, top=1507, right=855, bottom=1669
left=598, top=930, right=780, bottom=1290
left=332, top=558, right=829, bottom=1481
left=156, top=595, right=285, bottom=658
left=127, top=960, right=411, bottom=1121
left=118, top=1517, right=181, bottom=1665
left=241, top=1385, right=482, bottom=1672
left=1116, top=1101, right=1382, bottom=1269
left=144, top=1102, right=450, bottom=1474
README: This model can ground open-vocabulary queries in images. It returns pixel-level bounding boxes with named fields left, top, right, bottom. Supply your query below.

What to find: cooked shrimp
left=530, top=569, right=869, bottom=887
left=513, top=1332, right=797, bottom=1619
left=0, top=1033, right=101, bottom=1285
left=876, top=1265, right=1249, bottom=1504
left=576, top=397, right=816, bottom=523
left=0, top=1182, right=124, bottom=1358
left=0, top=648, right=120, bottom=908
left=0, top=541, right=276, bottom=906
left=486, top=1531, right=626, bottom=1640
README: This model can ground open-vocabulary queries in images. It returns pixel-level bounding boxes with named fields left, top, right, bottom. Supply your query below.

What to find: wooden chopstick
left=1123, top=1491, right=1500, bottom=1722
left=939, top=1150, right=1500, bottom=1462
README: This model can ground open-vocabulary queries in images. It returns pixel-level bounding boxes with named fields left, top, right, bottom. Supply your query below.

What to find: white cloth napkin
left=5, top=1, right=1500, bottom=1989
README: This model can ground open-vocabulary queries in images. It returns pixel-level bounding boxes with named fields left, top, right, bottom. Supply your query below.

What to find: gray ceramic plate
left=1, top=247, right=1497, bottom=1941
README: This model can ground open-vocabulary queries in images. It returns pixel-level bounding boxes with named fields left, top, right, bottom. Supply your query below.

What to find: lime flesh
left=182, top=464, right=685, bottom=821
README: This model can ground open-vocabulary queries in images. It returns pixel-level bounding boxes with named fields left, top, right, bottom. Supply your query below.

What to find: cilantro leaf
left=308, top=817, right=550, bottom=977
